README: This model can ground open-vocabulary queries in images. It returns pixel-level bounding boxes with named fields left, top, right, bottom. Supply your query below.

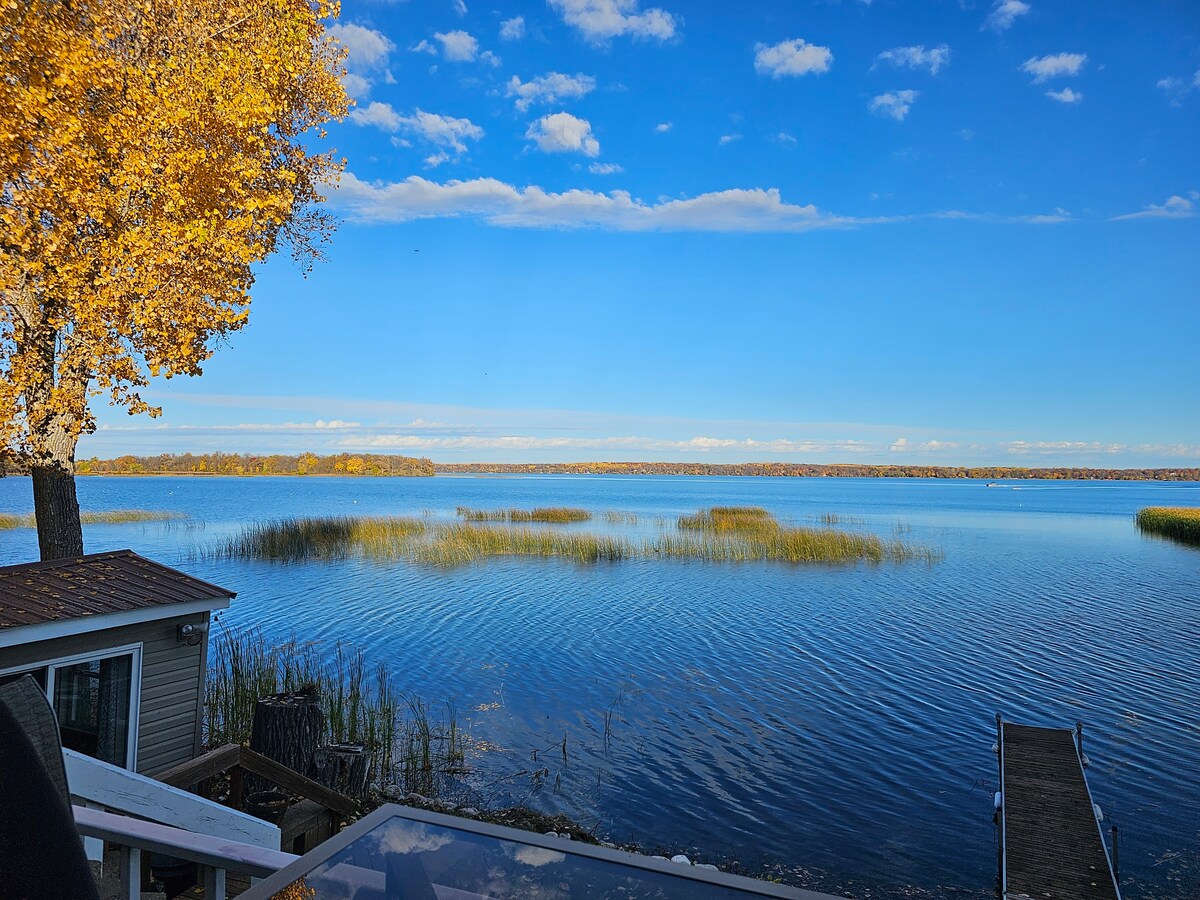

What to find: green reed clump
left=203, top=624, right=463, bottom=791
left=662, top=506, right=940, bottom=564
left=456, top=506, right=592, bottom=523
left=1136, top=507, right=1200, bottom=547
left=603, top=510, right=639, bottom=525
left=0, top=509, right=184, bottom=529
left=413, top=523, right=633, bottom=566
left=678, top=506, right=775, bottom=533
left=206, top=516, right=426, bottom=562
left=819, top=512, right=865, bottom=526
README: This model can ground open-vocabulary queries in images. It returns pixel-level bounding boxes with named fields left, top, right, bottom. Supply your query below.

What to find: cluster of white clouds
left=1109, top=193, right=1197, bottom=222
left=870, top=90, right=920, bottom=121
left=332, top=173, right=1094, bottom=231
left=874, top=44, right=950, bottom=76
left=526, top=113, right=601, bottom=157
left=328, top=23, right=396, bottom=99
left=499, top=16, right=526, bottom=41
left=548, top=0, right=678, bottom=44
left=413, top=30, right=500, bottom=66
left=1157, top=67, right=1200, bottom=106
left=983, top=0, right=1031, bottom=33
left=506, top=72, right=596, bottom=112
left=753, top=39, right=833, bottom=79
left=349, top=104, right=484, bottom=167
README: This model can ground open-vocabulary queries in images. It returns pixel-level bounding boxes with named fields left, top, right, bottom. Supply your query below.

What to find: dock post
left=994, top=713, right=1004, bottom=896
left=1075, top=721, right=1089, bottom=767
left=1111, top=824, right=1120, bottom=883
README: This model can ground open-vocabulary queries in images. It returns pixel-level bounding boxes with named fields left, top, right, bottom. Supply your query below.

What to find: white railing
left=65, top=749, right=280, bottom=849
left=74, top=805, right=297, bottom=900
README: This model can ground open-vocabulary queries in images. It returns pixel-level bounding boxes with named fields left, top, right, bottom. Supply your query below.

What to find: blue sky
left=82, top=0, right=1200, bottom=467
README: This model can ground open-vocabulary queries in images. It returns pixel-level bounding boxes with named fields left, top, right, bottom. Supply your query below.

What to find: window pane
left=53, top=655, right=132, bottom=767
left=0, top=668, right=48, bottom=690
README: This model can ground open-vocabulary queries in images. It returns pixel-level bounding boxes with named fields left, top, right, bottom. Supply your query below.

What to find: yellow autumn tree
left=0, top=0, right=348, bottom=558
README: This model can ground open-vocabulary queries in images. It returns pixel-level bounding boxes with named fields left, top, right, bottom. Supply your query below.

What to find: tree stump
left=247, top=687, right=323, bottom=796
left=311, top=743, right=369, bottom=800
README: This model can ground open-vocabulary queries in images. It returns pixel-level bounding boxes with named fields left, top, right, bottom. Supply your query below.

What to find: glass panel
left=278, top=815, right=778, bottom=899
left=0, top=668, right=48, bottom=690
left=53, top=655, right=132, bottom=767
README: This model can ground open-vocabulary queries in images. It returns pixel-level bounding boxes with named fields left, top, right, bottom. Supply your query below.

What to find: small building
left=0, top=549, right=234, bottom=775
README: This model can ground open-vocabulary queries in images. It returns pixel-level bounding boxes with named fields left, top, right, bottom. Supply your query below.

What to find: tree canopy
left=0, top=0, right=348, bottom=557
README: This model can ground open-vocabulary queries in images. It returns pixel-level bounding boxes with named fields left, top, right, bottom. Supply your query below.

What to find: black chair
left=0, top=674, right=101, bottom=900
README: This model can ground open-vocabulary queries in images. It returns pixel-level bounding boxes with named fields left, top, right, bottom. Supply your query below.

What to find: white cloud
left=1109, top=195, right=1196, bottom=222
left=1046, top=87, right=1082, bottom=103
left=983, top=0, right=1030, bottom=32
left=869, top=90, right=920, bottom=121
left=775, top=132, right=797, bottom=144
left=349, top=104, right=484, bottom=156
left=588, top=162, right=624, bottom=174
left=453, top=0, right=467, bottom=15
left=1020, top=53, right=1086, bottom=83
left=412, top=39, right=437, bottom=56
left=526, top=112, right=601, bottom=157
left=549, top=0, right=678, bottom=44
left=718, top=133, right=741, bottom=145
left=506, top=72, right=596, bottom=112
left=874, top=44, right=950, bottom=76
left=330, top=23, right=395, bottom=69
left=1156, top=68, right=1200, bottom=105
left=435, top=30, right=480, bottom=62
left=479, top=50, right=502, bottom=67
left=328, top=23, right=395, bottom=98
left=424, top=152, right=451, bottom=168
left=754, top=39, right=833, bottom=78
left=500, top=16, right=525, bottom=40
left=333, top=173, right=856, bottom=231
left=890, top=437, right=959, bottom=453
left=654, top=122, right=673, bottom=132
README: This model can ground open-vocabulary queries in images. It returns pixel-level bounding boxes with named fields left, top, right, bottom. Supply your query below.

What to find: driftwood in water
left=247, top=687, right=323, bottom=796
left=311, top=743, right=369, bottom=800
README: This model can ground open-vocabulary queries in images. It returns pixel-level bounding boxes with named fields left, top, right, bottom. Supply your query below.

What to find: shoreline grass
left=0, top=509, right=185, bottom=529
left=204, top=624, right=464, bottom=793
left=1135, top=507, right=1200, bottom=547
left=207, top=506, right=940, bottom=567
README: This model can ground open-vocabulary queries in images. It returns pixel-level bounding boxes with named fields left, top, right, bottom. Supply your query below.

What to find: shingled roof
left=0, top=550, right=235, bottom=633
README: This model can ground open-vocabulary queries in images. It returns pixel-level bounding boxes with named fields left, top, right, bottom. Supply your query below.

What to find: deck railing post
left=118, top=845, right=141, bottom=900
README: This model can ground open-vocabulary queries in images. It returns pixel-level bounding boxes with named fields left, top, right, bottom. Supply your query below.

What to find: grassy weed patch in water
left=0, top=509, right=184, bottom=529
left=212, top=506, right=939, bottom=566
left=1136, top=507, right=1200, bottom=547
left=456, top=506, right=592, bottom=523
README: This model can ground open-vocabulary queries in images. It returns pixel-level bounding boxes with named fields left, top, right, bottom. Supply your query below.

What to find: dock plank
left=1001, top=722, right=1119, bottom=900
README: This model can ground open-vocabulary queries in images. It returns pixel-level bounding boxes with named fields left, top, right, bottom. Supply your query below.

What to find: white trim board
left=0, top=596, right=230, bottom=648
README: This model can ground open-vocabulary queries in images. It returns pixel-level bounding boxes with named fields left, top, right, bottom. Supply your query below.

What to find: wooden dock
left=996, top=717, right=1121, bottom=900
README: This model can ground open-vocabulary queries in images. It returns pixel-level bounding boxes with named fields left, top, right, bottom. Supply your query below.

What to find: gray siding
left=0, top=613, right=210, bottom=775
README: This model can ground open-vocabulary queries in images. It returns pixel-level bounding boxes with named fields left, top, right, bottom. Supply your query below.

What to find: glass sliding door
left=53, top=655, right=133, bottom=767
left=0, top=645, right=140, bottom=769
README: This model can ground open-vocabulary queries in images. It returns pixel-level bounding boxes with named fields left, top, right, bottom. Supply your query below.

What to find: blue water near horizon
left=1, top=475, right=1197, bottom=898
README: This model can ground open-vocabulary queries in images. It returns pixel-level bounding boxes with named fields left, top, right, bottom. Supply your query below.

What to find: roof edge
left=0, top=596, right=232, bottom=649
left=0, top=549, right=236, bottom=599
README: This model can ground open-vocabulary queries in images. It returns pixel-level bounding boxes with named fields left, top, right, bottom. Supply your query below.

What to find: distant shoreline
left=1, top=455, right=1191, bottom=481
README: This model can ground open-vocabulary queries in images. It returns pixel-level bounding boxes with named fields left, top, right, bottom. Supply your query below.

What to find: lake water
left=1, top=475, right=1197, bottom=899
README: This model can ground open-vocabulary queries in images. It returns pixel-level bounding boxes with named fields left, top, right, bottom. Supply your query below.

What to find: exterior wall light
left=177, top=623, right=202, bottom=646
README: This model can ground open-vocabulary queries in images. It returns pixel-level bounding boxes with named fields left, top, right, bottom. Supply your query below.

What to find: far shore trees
left=0, top=0, right=348, bottom=559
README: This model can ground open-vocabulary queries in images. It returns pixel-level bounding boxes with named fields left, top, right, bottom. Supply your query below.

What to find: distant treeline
left=433, top=462, right=1200, bottom=481
left=62, top=453, right=435, bottom=477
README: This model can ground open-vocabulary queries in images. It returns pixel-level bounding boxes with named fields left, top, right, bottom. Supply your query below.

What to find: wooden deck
left=999, top=720, right=1120, bottom=900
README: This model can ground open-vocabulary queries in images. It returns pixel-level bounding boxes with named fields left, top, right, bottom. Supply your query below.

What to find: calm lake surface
left=2, top=475, right=1197, bottom=898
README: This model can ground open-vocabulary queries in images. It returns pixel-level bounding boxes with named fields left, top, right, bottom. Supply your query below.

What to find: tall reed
left=1136, top=507, right=1200, bottom=547
left=203, top=624, right=463, bottom=791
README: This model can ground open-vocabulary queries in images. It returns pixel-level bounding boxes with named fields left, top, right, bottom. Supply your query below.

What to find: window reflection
left=53, top=655, right=132, bottom=767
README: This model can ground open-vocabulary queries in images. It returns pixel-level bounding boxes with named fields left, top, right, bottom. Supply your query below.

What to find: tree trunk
left=311, top=743, right=369, bottom=800
left=247, top=689, right=324, bottom=795
left=31, top=462, right=84, bottom=560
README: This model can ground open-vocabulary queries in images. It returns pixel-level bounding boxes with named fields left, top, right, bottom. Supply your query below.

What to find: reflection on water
left=2, top=475, right=1198, bottom=899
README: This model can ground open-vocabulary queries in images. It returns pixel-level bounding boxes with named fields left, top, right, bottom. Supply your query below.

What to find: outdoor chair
left=0, top=674, right=101, bottom=899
